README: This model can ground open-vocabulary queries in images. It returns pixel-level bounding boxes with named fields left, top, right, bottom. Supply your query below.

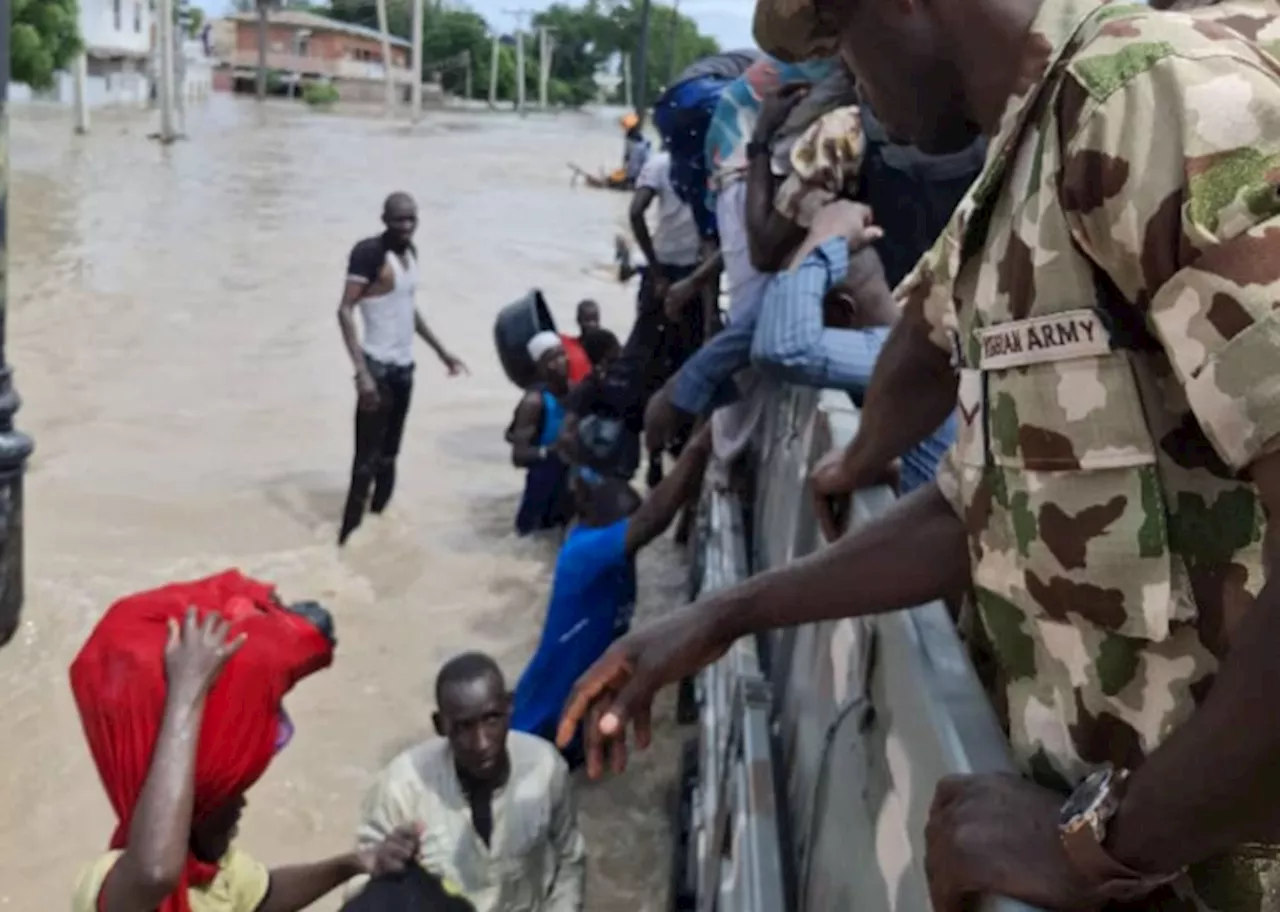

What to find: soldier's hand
left=556, top=607, right=733, bottom=779
left=925, top=773, right=1104, bottom=911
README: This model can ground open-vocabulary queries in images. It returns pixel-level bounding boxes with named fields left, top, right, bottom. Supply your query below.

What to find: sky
left=193, top=0, right=758, bottom=53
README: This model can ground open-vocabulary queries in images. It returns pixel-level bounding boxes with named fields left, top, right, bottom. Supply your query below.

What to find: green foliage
left=184, top=6, right=207, bottom=38
left=303, top=81, right=341, bottom=106
left=321, top=0, right=719, bottom=108
left=12, top=0, right=83, bottom=91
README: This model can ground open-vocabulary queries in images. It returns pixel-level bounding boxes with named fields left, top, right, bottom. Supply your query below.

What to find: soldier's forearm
left=1108, top=572, right=1280, bottom=875
left=717, top=482, right=970, bottom=640
left=843, top=316, right=957, bottom=484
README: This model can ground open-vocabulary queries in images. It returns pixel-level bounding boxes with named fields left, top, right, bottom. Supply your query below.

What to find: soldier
left=556, top=0, right=1280, bottom=909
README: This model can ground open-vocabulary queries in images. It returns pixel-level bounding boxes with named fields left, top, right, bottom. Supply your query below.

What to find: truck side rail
left=686, top=383, right=1045, bottom=912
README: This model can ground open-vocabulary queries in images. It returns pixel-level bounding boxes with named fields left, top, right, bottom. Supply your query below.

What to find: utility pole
left=487, top=34, right=499, bottom=107
left=502, top=9, right=534, bottom=115
left=463, top=49, right=472, bottom=100
left=538, top=26, right=554, bottom=109
left=622, top=52, right=632, bottom=109
left=633, top=0, right=652, bottom=127
left=410, top=0, right=424, bottom=122
left=157, top=0, right=179, bottom=140
left=0, top=0, right=37, bottom=650
left=73, top=52, right=90, bottom=134
left=662, top=0, right=681, bottom=86
left=375, top=0, right=396, bottom=117
left=255, top=0, right=269, bottom=102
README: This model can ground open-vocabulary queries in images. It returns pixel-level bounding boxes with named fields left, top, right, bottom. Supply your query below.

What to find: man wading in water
left=337, top=193, right=468, bottom=546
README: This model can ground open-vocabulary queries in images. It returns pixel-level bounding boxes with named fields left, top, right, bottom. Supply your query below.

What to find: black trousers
left=339, top=354, right=414, bottom=544
left=623, top=262, right=702, bottom=401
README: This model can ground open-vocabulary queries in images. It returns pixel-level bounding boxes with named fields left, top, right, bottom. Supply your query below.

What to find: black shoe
left=338, top=514, right=361, bottom=547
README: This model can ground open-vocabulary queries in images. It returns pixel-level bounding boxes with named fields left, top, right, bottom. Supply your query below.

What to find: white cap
left=526, top=331, right=563, bottom=363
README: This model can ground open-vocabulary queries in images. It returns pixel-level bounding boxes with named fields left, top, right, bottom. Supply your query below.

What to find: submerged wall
left=684, top=383, right=1047, bottom=912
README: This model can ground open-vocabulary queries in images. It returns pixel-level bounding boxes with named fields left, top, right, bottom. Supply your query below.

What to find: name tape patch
left=977, top=309, right=1112, bottom=370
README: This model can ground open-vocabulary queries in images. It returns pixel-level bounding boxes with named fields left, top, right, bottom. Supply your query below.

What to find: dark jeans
left=339, top=354, right=414, bottom=545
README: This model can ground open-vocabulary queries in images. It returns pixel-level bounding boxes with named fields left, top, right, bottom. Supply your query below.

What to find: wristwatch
left=746, top=139, right=771, bottom=159
left=1059, top=765, right=1182, bottom=900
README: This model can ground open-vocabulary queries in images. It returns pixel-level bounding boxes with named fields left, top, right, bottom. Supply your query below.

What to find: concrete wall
left=80, top=0, right=152, bottom=57
left=687, top=384, right=1047, bottom=912
left=231, top=21, right=411, bottom=70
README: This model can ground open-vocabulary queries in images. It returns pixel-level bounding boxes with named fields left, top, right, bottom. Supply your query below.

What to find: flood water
left=1, top=97, right=685, bottom=909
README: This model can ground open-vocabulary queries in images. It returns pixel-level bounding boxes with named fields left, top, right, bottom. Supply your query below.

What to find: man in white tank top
left=336, top=193, right=468, bottom=546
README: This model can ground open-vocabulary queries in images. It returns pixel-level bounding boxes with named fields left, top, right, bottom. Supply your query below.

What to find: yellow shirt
left=72, top=847, right=270, bottom=912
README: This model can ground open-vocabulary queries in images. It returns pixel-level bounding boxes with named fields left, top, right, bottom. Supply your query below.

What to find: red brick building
left=213, top=9, right=415, bottom=102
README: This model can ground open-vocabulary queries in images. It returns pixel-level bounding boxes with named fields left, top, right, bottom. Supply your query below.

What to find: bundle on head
left=341, top=865, right=478, bottom=912
left=69, top=569, right=336, bottom=912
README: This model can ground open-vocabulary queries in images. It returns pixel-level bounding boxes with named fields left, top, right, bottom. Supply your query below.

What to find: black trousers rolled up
left=339, top=354, right=414, bottom=543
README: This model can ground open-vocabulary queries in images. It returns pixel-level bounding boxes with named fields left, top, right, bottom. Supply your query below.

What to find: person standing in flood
left=510, top=333, right=574, bottom=536
left=337, top=193, right=468, bottom=546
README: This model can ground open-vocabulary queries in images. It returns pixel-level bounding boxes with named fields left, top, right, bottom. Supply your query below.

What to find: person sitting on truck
left=509, top=332, right=574, bottom=537
left=511, top=423, right=714, bottom=768
left=355, top=652, right=586, bottom=912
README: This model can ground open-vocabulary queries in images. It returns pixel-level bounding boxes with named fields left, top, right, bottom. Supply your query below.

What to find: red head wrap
left=69, top=570, right=335, bottom=912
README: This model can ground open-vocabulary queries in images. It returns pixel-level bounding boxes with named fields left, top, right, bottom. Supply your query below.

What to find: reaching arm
left=544, top=761, right=586, bottom=912
left=1056, top=48, right=1280, bottom=877
left=745, top=150, right=805, bottom=272
left=628, top=186, right=661, bottom=277
left=625, top=424, right=713, bottom=556
left=258, top=857, right=364, bottom=912
left=752, top=239, right=892, bottom=391
left=99, top=613, right=244, bottom=912
left=510, top=391, right=547, bottom=468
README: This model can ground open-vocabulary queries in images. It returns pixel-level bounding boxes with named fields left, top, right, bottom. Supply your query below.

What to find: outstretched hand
left=557, top=607, right=733, bottom=778
left=164, top=606, right=246, bottom=704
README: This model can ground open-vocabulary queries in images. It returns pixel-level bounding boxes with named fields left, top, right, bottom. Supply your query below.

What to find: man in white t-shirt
left=626, top=151, right=704, bottom=484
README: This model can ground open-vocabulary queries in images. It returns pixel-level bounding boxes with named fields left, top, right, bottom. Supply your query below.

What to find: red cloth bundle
left=69, top=569, right=335, bottom=912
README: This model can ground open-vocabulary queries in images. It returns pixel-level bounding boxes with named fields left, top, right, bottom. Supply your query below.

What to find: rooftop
left=224, top=9, right=413, bottom=49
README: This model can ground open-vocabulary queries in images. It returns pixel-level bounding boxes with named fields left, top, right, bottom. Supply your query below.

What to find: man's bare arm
left=510, top=391, right=547, bottom=468
left=828, top=297, right=957, bottom=485
left=338, top=281, right=371, bottom=380
left=624, top=425, right=713, bottom=556
left=629, top=187, right=660, bottom=276
left=745, top=151, right=805, bottom=272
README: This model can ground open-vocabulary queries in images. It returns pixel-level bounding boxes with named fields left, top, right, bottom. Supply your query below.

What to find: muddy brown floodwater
left=0, top=98, right=685, bottom=910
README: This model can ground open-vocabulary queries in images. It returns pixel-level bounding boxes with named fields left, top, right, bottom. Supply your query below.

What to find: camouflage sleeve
left=1061, top=32, right=1280, bottom=471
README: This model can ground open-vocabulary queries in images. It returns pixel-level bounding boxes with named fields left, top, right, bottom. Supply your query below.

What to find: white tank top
left=359, top=249, right=418, bottom=366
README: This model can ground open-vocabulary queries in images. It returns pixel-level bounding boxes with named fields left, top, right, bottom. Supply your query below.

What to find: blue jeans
left=900, top=412, right=956, bottom=495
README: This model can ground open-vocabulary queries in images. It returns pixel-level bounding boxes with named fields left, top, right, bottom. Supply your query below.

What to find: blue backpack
left=652, top=51, right=759, bottom=240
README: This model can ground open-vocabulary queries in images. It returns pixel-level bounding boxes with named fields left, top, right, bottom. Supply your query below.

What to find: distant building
left=11, top=0, right=152, bottom=106
left=212, top=9, right=416, bottom=103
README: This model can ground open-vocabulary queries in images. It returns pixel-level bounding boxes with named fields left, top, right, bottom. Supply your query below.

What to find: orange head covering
left=620, top=112, right=639, bottom=131
left=69, top=570, right=335, bottom=912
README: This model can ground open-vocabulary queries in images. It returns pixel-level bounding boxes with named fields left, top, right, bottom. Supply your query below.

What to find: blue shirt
left=511, top=519, right=637, bottom=743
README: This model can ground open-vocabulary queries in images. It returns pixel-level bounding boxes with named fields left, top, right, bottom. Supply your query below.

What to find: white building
left=11, top=0, right=153, bottom=106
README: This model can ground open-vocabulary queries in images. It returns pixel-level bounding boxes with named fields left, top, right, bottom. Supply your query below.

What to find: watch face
left=1059, top=766, right=1113, bottom=828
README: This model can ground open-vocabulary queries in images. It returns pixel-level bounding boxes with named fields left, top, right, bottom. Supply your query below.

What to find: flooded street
left=1, top=98, right=684, bottom=908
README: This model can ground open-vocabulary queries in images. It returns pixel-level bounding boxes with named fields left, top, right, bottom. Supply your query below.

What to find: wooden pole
left=73, top=53, right=90, bottom=134
left=515, top=30, right=525, bottom=115
left=488, top=34, right=499, bottom=107
left=158, top=0, right=178, bottom=138
left=375, top=0, right=396, bottom=117
left=464, top=49, right=472, bottom=100
left=410, top=0, right=424, bottom=121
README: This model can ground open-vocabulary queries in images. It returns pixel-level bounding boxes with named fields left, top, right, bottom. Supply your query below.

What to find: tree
left=185, top=6, right=207, bottom=38
left=11, top=0, right=82, bottom=91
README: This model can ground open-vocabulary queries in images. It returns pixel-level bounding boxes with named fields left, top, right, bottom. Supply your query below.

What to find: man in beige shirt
left=355, top=652, right=585, bottom=912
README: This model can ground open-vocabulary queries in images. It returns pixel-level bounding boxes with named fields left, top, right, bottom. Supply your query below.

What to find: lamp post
left=0, top=8, right=37, bottom=648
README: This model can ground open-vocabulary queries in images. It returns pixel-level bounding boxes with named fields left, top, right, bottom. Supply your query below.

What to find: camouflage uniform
left=897, top=0, right=1280, bottom=905
left=1176, top=0, right=1280, bottom=57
